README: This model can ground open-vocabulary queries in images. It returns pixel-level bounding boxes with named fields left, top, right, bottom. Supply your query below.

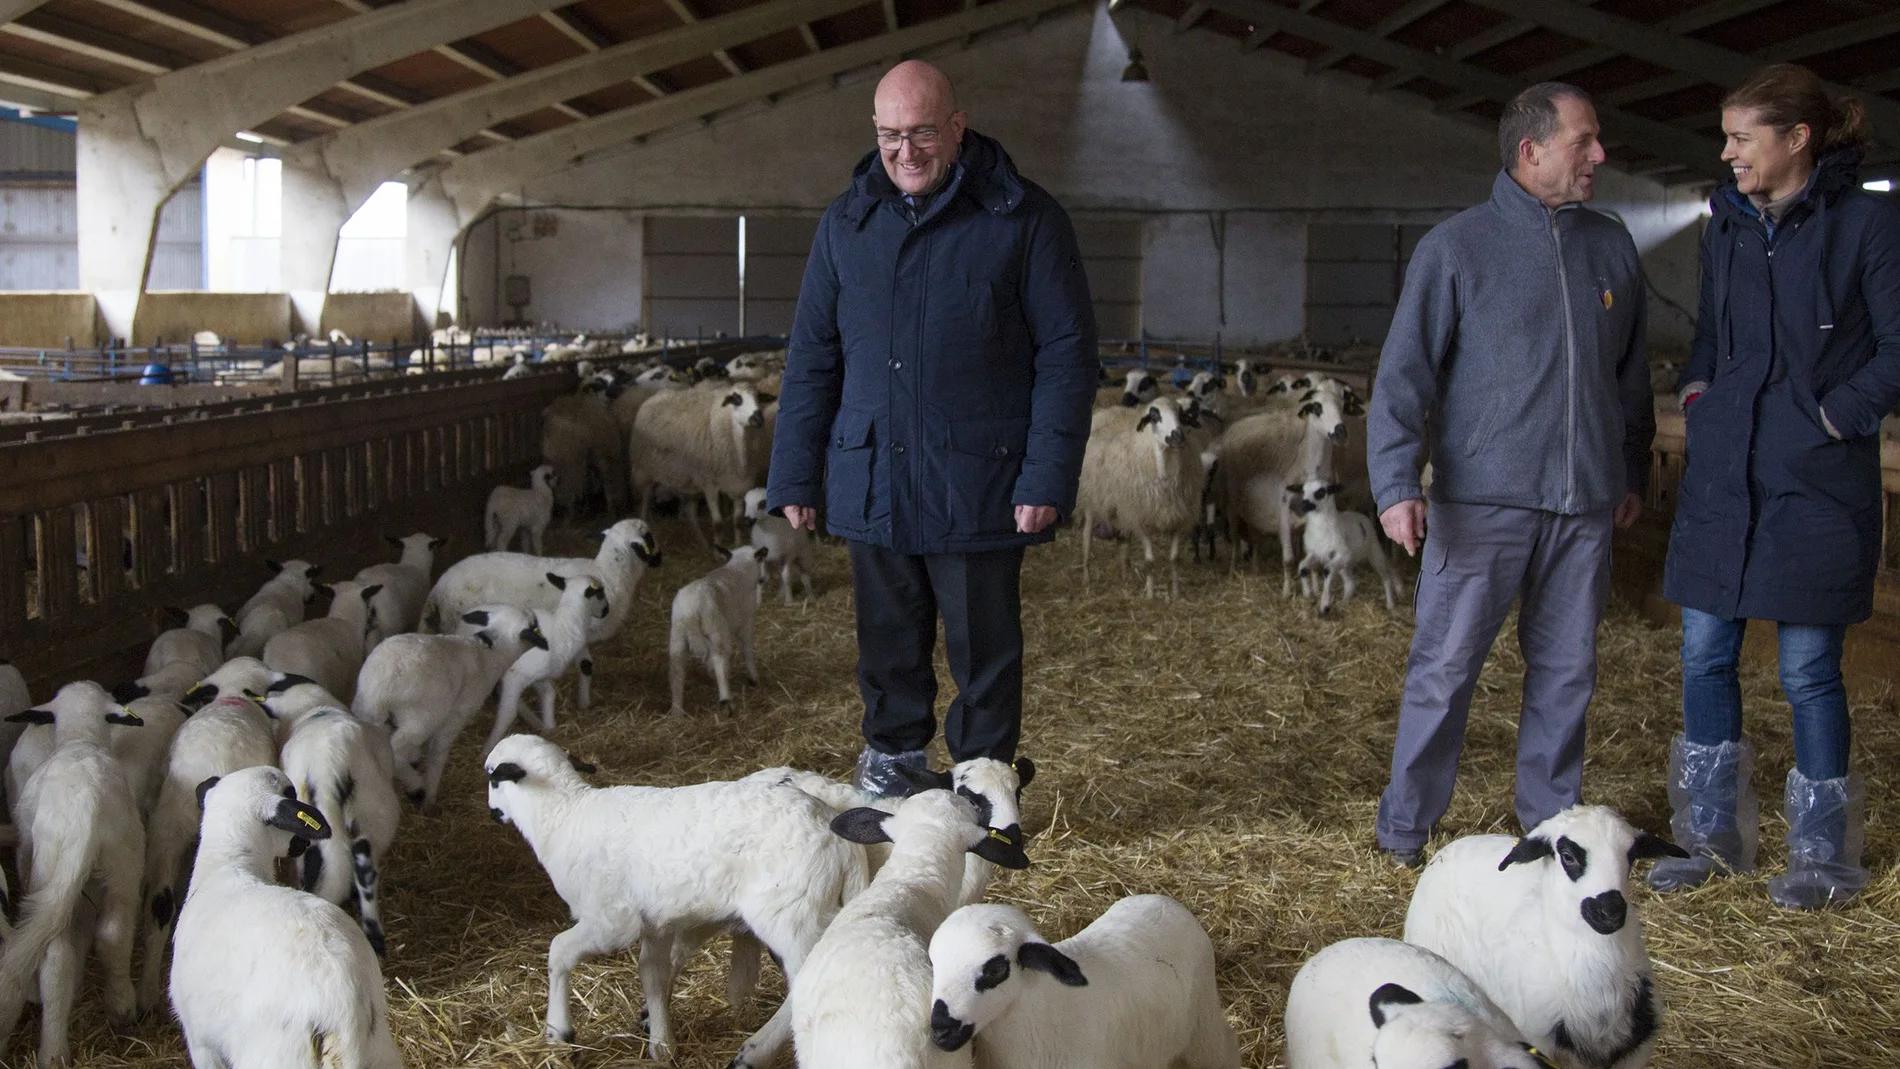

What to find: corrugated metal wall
left=0, top=117, right=203, bottom=291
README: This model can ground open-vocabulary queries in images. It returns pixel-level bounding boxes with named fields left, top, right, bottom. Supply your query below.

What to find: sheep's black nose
left=1581, top=890, right=1627, bottom=934
left=1328, top=425, right=1348, bottom=445
left=930, top=1000, right=974, bottom=1052
left=489, top=807, right=508, bottom=825
left=1164, top=430, right=1184, bottom=447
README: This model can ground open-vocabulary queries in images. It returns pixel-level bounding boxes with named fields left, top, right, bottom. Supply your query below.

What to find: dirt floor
left=40, top=510, right=1900, bottom=1067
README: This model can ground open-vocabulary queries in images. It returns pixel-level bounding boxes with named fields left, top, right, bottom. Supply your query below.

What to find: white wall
left=481, top=3, right=1703, bottom=347
left=462, top=206, right=644, bottom=330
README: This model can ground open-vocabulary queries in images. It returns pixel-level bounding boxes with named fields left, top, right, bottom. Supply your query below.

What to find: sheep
left=1284, top=937, right=1553, bottom=1069
left=353, top=605, right=544, bottom=812
left=1289, top=479, right=1401, bottom=614
left=1, top=656, right=32, bottom=760
left=484, top=734, right=869, bottom=1067
left=502, top=351, right=532, bottom=379
left=171, top=765, right=404, bottom=1069
left=136, top=694, right=279, bottom=1014
left=260, top=678, right=402, bottom=958
left=420, top=517, right=660, bottom=645
left=608, top=364, right=688, bottom=431
left=356, top=533, right=444, bottom=648
left=1210, top=380, right=1366, bottom=593
left=792, top=789, right=1030, bottom=1069
left=262, top=579, right=381, bottom=703
left=629, top=383, right=774, bottom=546
left=0, top=682, right=146, bottom=1068
left=668, top=546, right=767, bottom=717
left=482, top=573, right=608, bottom=756
left=1119, top=368, right=1159, bottom=407
left=926, top=895, right=1239, bottom=1069
left=8, top=689, right=185, bottom=820
left=179, top=655, right=275, bottom=711
left=1228, top=359, right=1262, bottom=397
left=229, top=559, right=320, bottom=658
left=542, top=389, right=627, bottom=518
left=739, top=488, right=816, bottom=606
left=144, top=604, right=238, bottom=680
left=486, top=464, right=558, bottom=554
left=1077, top=396, right=1203, bottom=598
left=1404, top=806, right=1690, bottom=1069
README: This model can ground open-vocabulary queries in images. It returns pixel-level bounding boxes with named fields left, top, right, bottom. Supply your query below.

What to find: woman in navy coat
left=1653, top=64, right=1900, bottom=907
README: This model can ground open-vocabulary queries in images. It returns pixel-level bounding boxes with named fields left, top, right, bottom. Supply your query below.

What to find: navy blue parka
left=1664, top=149, right=1900, bottom=625
left=766, top=130, right=1098, bottom=554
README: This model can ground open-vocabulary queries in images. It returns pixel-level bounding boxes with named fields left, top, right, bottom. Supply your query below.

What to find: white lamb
left=262, top=580, right=381, bottom=702
left=420, top=516, right=660, bottom=645
left=144, top=604, right=237, bottom=680
left=0, top=682, right=146, bottom=1068
left=356, top=533, right=444, bottom=648
left=1077, top=396, right=1202, bottom=598
left=926, top=895, right=1239, bottom=1069
left=667, top=546, right=767, bottom=716
left=171, top=766, right=403, bottom=1069
left=9, top=690, right=185, bottom=820
left=136, top=694, right=280, bottom=1014
left=792, top=789, right=1030, bottom=1069
left=486, top=464, right=558, bottom=554
left=740, top=487, right=816, bottom=605
left=629, top=383, right=774, bottom=542
left=1284, top=937, right=1552, bottom=1069
left=482, top=573, right=608, bottom=756
left=229, top=559, right=321, bottom=658
left=485, top=734, right=868, bottom=1067
left=1404, top=806, right=1690, bottom=1069
left=1289, top=479, right=1401, bottom=614
left=352, top=606, right=545, bottom=812
left=179, top=655, right=275, bottom=711
left=258, top=677, right=402, bottom=958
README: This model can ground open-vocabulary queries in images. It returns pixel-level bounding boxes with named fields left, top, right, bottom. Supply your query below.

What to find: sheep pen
left=21, top=510, right=1898, bottom=1069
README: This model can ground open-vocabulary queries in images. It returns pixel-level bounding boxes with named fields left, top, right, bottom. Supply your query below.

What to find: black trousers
left=847, top=541, right=1026, bottom=762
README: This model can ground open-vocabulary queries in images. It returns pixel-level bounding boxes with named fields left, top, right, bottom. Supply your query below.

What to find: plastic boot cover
left=1648, top=734, right=1759, bottom=892
left=852, top=746, right=930, bottom=798
left=1767, top=769, right=1871, bottom=910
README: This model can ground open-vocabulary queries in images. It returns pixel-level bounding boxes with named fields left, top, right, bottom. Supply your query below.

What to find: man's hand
left=783, top=505, right=819, bottom=531
left=1613, top=492, right=1643, bottom=531
left=1015, top=505, right=1058, bottom=534
left=1380, top=499, right=1428, bottom=558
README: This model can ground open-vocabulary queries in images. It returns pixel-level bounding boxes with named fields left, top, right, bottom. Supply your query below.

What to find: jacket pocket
left=944, top=415, right=1030, bottom=535
left=825, top=407, right=877, bottom=528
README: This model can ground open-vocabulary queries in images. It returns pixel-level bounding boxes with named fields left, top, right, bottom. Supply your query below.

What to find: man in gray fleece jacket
left=1368, top=82, right=1655, bottom=865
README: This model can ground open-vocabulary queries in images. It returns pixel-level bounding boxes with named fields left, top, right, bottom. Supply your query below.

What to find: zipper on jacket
left=1550, top=210, right=1578, bottom=511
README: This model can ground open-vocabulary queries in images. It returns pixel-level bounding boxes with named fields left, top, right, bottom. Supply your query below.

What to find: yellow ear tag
left=986, top=828, right=1011, bottom=844
left=1527, top=1046, right=1559, bottom=1069
left=296, top=810, right=322, bottom=831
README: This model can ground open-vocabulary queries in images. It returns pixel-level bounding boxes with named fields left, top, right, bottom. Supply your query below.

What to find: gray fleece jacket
left=1368, top=170, right=1655, bottom=516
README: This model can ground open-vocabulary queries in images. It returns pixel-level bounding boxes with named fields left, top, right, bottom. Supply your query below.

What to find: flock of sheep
left=0, top=342, right=1689, bottom=1069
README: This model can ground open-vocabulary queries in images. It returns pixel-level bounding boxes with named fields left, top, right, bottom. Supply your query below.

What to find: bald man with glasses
left=768, top=60, right=1098, bottom=795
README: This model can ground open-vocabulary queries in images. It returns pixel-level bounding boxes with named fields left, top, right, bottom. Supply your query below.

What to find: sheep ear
left=1324, top=483, right=1345, bottom=497
left=567, top=754, right=597, bottom=775
left=1136, top=409, right=1158, bottom=430
left=546, top=572, right=567, bottom=590
left=430, top=537, right=447, bottom=550
left=713, top=545, right=734, bottom=562
left=1299, top=402, right=1322, bottom=418
left=759, top=393, right=777, bottom=405
left=305, top=565, right=322, bottom=579
left=1017, top=942, right=1087, bottom=986
left=1500, top=835, right=1555, bottom=870
left=5, top=708, right=54, bottom=725
left=1012, top=756, right=1036, bottom=789
left=1285, top=483, right=1303, bottom=496
left=487, top=763, right=529, bottom=786
left=462, top=610, right=490, bottom=626
left=265, top=559, right=283, bottom=574
left=360, top=584, right=382, bottom=601
left=163, top=605, right=190, bottom=625
left=268, top=797, right=331, bottom=840
left=111, top=681, right=150, bottom=704
left=194, top=776, right=221, bottom=808
left=752, top=546, right=769, bottom=562
left=266, top=674, right=316, bottom=694
left=522, top=624, right=549, bottom=650
left=722, top=392, right=742, bottom=406
left=1368, top=982, right=1424, bottom=1028
left=473, top=630, right=496, bottom=649
left=970, top=826, right=1031, bottom=870
left=1631, top=831, right=1690, bottom=863
left=384, top=535, right=403, bottom=547
left=830, top=807, right=894, bottom=846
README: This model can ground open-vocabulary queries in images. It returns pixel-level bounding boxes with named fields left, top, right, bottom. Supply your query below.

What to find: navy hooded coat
left=765, top=131, right=1098, bottom=555
left=1663, top=149, right=1900, bottom=625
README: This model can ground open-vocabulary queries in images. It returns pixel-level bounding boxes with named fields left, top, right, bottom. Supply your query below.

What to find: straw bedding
left=29, top=512, right=1900, bottom=1067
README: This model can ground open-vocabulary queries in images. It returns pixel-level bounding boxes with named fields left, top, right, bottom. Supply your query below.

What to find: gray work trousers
left=1375, top=501, right=1614, bottom=851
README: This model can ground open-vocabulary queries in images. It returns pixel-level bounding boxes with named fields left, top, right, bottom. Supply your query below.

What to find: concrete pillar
left=279, top=159, right=351, bottom=335
left=407, top=175, right=467, bottom=330
left=76, top=97, right=183, bottom=342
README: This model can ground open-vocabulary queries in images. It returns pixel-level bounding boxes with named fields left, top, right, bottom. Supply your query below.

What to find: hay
left=34, top=515, right=1900, bottom=1067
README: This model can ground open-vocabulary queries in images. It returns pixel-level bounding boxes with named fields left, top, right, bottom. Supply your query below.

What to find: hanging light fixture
left=1121, top=46, right=1149, bottom=82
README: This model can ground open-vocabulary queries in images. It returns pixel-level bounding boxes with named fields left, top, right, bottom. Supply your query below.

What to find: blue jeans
left=1680, top=607, right=1849, bottom=779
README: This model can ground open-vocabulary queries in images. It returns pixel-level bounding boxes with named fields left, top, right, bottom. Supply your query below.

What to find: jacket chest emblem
left=1599, top=287, right=1614, bottom=311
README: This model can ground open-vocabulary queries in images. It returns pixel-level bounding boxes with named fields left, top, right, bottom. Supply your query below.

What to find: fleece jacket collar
left=1487, top=169, right=1582, bottom=229
left=840, top=129, right=1024, bottom=229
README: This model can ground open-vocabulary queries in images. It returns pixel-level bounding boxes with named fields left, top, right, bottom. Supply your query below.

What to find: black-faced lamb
left=1404, top=806, right=1689, bottom=1069
left=171, top=765, right=404, bottom=1068
left=482, top=573, right=608, bottom=756
left=741, top=487, right=816, bottom=605
left=667, top=546, right=767, bottom=716
left=356, top=533, right=444, bottom=648
left=485, top=734, right=868, bottom=1067
left=0, top=682, right=146, bottom=1069
left=791, top=789, right=1029, bottom=1069
left=352, top=605, right=545, bottom=812
left=1288, top=479, right=1400, bottom=614
left=229, top=559, right=320, bottom=658
left=262, top=579, right=381, bottom=702
left=927, top=895, right=1239, bottom=1069
left=486, top=464, right=557, bottom=554
left=420, top=517, right=660, bottom=645
left=1285, top=936, right=1555, bottom=1069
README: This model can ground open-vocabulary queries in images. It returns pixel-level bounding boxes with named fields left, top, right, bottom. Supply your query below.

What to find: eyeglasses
left=875, top=127, right=942, bottom=150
